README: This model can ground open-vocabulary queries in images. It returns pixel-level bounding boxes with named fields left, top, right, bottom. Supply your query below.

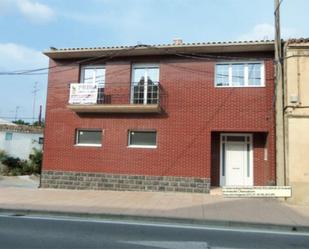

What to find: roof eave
left=43, top=41, right=275, bottom=60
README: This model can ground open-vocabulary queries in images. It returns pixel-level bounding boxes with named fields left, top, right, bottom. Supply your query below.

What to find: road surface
left=0, top=214, right=308, bottom=249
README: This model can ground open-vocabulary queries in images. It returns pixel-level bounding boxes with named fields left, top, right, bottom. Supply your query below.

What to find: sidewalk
left=0, top=186, right=309, bottom=230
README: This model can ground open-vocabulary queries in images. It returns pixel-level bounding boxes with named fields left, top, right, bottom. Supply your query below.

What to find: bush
left=0, top=150, right=9, bottom=174
left=0, top=149, right=42, bottom=176
left=0, top=150, right=8, bottom=162
left=28, top=148, right=42, bottom=174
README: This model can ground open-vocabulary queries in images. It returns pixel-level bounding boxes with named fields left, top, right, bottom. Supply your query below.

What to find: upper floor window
left=215, top=62, right=265, bottom=87
left=80, top=66, right=105, bottom=103
left=80, top=66, right=105, bottom=87
left=131, top=64, right=159, bottom=104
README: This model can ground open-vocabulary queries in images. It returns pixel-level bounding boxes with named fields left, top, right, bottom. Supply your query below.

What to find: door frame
left=219, top=133, right=254, bottom=186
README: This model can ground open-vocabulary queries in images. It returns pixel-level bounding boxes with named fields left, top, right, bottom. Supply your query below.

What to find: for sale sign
left=69, top=83, right=98, bottom=104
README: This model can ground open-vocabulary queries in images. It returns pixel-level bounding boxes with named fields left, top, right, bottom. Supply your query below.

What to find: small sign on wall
left=69, top=83, right=98, bottom=104
left=223, top=186, right=292, bottom=198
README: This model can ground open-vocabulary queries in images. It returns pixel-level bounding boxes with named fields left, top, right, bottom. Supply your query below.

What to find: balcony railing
left=67, top=82, right=162, bottom=113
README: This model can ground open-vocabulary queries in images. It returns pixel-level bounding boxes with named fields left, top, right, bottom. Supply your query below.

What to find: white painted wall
left=0, top=131, right=43, bottom=160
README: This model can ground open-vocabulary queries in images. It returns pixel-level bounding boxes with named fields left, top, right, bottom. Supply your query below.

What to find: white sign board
left=69, top=83, right=98, bottom=104
left=223, top=186, right=292, bottom=198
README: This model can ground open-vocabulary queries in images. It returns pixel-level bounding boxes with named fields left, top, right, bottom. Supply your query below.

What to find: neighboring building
left=41, top=40, right=276, bottom=193
left=0, top=118, right=17, bottom=126
left=0, top=124, right=43, bottom=160
left=284, top=39, right=309, bottom=204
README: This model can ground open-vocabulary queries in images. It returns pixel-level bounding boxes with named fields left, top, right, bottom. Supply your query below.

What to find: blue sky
left=0, top=0, right=308, bottom=122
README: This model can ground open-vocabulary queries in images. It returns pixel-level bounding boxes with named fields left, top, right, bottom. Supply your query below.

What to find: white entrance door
left=220, top=134, right=253, bottom=186
left=226, top=143, right=247, bottom=186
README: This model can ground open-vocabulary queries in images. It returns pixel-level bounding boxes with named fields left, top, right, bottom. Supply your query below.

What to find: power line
left=274, top=0, right=284, bottom=14
left=0, top=116, right=40, bottom=120
left=174, top=52, right=274, bottom=62
left=0, top=43, right=275, bottom=76
left=0, top=44, right=145, bottom=76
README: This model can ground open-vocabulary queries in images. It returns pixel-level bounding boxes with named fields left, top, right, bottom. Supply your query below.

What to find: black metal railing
left=69, top=82, right=160, bottom=105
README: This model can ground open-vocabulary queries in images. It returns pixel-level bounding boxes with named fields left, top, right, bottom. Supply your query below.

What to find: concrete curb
left=1, top=208, right=309, bottom=233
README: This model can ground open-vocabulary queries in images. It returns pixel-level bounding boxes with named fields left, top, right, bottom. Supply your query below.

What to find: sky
left=0, top=0, right=308, bottom=122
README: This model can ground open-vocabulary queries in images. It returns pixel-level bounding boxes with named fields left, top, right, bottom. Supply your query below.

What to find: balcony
left=67, top=82, right=162, bottom=114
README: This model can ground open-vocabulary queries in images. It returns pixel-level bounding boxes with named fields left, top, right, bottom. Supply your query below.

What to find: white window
left=215, top=62, right=265, bottom=87
left=80, top=66, right=105, bottom=103
left=128, top=130, right=157, bottom=148
left=81, top=66, right=105, bottom=87
left=131, top=64, right=159, bottom=104
left=76, top=129, right=102, bottom=147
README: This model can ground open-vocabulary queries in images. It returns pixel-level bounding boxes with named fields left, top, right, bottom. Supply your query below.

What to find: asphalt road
left=0, top=215, right=308, bottom=249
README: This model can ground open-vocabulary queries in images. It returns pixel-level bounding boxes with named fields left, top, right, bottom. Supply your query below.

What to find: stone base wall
left=40, top=171, right=210, bottom=193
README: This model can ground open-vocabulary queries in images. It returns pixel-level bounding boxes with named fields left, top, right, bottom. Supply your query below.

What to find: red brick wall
left=43, top=53, right=275, bottom=185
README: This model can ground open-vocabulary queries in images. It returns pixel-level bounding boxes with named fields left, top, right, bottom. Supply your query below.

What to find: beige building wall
left=284, top=41, right=309, bottom=205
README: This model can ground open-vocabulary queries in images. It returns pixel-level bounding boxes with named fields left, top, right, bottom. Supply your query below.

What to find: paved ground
left=0, top=176, right=308, bottom=228
left=0, top=175, right=39, bottom=188
left=0, top=215, right=308, bottom=249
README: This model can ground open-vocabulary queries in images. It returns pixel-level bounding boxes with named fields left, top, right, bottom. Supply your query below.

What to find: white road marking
left=123, top=241, right=210, bottom=249
left=0, top=213, right=308, bottom=237
left=123, top=240, right=237, bottom=249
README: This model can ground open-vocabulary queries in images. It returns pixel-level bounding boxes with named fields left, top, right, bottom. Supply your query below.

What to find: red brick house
left=41, top=40, right=276, bottom=193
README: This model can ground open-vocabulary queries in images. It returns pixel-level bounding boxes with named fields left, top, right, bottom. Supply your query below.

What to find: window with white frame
left=128, top=130, right=157, bottom=148
left=80, top=66, right=105, bottom=103
left=131, top=64, right=159, bottom=104
left=76, top=129, right=102, bottom=146
left=81, top=66, right=105, bottom=86
left=215, top=62, right=264, bottom=87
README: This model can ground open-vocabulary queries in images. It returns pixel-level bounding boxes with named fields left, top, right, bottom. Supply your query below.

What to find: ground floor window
left=5, top=132, right=13, bottom=141
left=128, top=130, right=157, bottom=148
left=39, top=137, right=44, bottom=144
left=75, top=129, right=102, bottom=147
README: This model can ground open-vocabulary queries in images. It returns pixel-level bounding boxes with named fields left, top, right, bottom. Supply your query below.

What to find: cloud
left=0, top=0, right=12, bottom=13
left=0, top=43, right=47, bottom=71
left=0, top=0, right=55, bottom=23
left=16, top=0, right=55, bottom=23
left=0, top=43, right=48, bottom=119
left=238, top=23, right=300, bottom=41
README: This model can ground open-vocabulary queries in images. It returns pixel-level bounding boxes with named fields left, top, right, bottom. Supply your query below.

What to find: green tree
left=13, top=119, right=30, bottom=125
left=32, top=119, right=45, bottom=127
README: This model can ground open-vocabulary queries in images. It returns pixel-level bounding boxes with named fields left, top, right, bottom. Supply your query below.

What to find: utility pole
left=14, top=106, right=20, bottom=121
left=274, top=0, right=286, bottom=186
left=32, top=82, right=39, bottom=124
left=38, top=105, right=42, bottom=126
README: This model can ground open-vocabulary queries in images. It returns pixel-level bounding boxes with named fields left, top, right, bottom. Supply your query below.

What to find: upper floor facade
left=44, top=40, right=275, bottom=119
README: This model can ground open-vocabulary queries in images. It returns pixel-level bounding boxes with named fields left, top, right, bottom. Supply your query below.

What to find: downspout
left=283, top=42, right=289, bottom=189
left=297, top=55, right=301, bottom=105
